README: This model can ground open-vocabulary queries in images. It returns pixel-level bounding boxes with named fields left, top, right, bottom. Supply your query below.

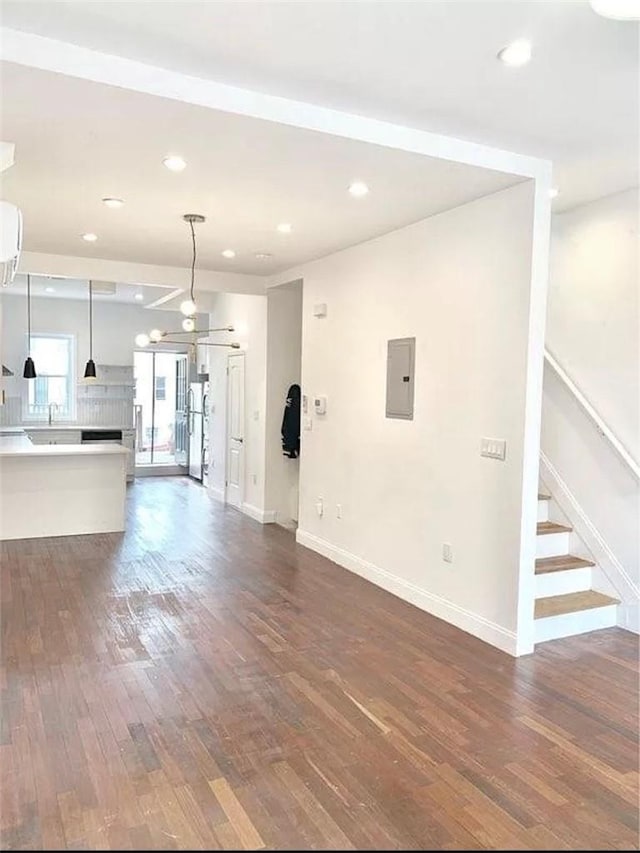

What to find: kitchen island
left=0, top=432, right=129, bottom=540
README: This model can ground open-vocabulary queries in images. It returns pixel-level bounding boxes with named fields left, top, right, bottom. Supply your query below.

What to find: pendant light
left=83, top=279, right=97, bottom=379
left=179, top=213, right=204, bottom=317
left=22, top=273, right=36, bottom=379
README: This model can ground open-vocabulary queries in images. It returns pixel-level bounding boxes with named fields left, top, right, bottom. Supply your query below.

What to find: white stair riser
left=536, top=531, right=570, bottom=558
left=537, top=500, right=549, bottom=523
left=535, top=567, right=592, bottom=598
left=535, top=604, right=617, bottom=644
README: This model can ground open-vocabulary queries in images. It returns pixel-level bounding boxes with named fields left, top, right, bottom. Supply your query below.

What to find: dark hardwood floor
left=1, top=477, right=638, bottom=850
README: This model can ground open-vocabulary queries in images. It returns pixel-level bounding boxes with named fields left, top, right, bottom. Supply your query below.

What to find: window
left=25, top=334, right=74, bottom=419
left=155, top=375, right=166, bottom=401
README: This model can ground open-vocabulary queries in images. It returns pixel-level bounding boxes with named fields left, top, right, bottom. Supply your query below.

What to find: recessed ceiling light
left=222, top=249, right=236, bottom=259
left=590, top=0, right=640, bottom=19
left=277, top=223, right=293, bottom=234
left=255, top=253, right=273, bottom=260
left=348, top=181, right=369, bottom=198
left=163, top=155, right=186, bottom=172
left=102, top=197, right=124, bottom=209
left=134, top=292, right=144, bottom=301
left=549, top=187, right=559, bottom=199
left=81, top=232, right=98, bottom=242
left=45, top=286, right=55, bottom=293
left=497, top=39, right=532, bottom=67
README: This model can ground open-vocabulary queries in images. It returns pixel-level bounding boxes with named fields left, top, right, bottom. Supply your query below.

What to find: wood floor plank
left=0, top=477, right=637, bottom=850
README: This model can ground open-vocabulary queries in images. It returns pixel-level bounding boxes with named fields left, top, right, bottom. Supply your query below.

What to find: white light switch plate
left=481, top=437, right=507, bottom=460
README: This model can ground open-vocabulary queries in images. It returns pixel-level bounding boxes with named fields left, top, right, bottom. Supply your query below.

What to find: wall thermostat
left=313, top=395, right=327, bottom=415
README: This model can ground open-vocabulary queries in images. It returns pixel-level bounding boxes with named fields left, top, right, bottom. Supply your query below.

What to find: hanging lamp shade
left=23, top=356, right=36, bottom=379
left=83, top=280, right=97, bottom=380
left=23, top=273, right=36, bottom=379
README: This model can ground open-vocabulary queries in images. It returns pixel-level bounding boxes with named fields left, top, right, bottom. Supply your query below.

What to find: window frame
left=23, top=333, right=76, bottom=421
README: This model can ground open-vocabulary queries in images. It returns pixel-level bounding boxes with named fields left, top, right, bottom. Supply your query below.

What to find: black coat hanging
left=281, top=383, right=301, bottom=459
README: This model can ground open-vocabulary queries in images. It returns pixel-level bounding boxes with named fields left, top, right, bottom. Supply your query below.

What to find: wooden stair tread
left=537, top=521, right=572, bottom=536
left=535, top=590, right=619, bottom=619
left=535, top=555, right=595, bottom=574
left=538, top=492, right=551, bottom=500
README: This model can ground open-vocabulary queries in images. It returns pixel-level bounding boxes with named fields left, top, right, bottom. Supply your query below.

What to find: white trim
left=296, top=529, right=519, bottom=656
left=540, top=451, right=639, bottom=635
left=1, top=28, right=549, bottom=181
left=19, top=250, right=264, bottom=295
left=134, top=464, right=184, bottom=477
left=242, top=503, right=276, bottom=524
left=208, top=485, right=226, bottom=503
left=515, top=177, right=553, bottom=657
left=544, top=349, right=640, bottom=480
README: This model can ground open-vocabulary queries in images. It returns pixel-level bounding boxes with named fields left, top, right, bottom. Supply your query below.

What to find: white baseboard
left=540, top=452, right=639, bottom=635
left=241, top=502, right=277, bottom=524
left=296, top=529, right=519, bottom=656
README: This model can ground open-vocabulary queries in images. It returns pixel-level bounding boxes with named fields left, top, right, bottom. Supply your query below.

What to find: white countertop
left=0, top=435, right=129, bottom=458
left=18, top=424, right=134, bottom=431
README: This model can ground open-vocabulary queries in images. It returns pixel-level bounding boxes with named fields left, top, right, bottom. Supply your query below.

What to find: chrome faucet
left=48, top=402, right=59, bottom=426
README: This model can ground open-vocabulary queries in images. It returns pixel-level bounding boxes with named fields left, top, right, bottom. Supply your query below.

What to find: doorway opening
left=134, top=350, right=188, bottom=473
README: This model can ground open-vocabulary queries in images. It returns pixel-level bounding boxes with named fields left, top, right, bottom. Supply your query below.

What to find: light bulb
left=497, top=39, right=532, bottom=67
left=182, top=317, right=195, bottom=332
left=348, top=181, right=369, bottom=198
left=135, top=333, right=150, bottom=348
left=590, top=0, right=640, bottom=19
left=180, top=299, right=197, bottom=316
left=149, top=329, right=164, bottom=343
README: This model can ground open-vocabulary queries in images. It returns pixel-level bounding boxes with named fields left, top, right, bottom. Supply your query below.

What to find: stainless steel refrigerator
left=187, top=380, right=208, bottom=481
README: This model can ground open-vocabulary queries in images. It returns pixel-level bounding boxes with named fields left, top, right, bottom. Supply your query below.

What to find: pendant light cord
left=88, top=280, right=93, bottom=359
left=189, top=217, right=196, bottom=303
left=26, top=273, right=32, bottom=354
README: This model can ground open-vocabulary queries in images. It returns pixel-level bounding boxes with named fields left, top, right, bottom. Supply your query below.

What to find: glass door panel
left=152, top=352, right=179, bottom=465
left=134, top=350, right=186, bottom=468
left=134, top=350, right=154, bottom=465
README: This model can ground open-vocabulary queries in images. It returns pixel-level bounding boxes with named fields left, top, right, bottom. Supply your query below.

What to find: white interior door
left=226, top=353, right=245, bottom=508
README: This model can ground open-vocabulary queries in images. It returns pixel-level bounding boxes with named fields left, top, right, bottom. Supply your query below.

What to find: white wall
left=207, top=292, right=268, bottom=516
left=547, top=189, right=639, bottom=456
left=542, top=188, right=640, bottom=631
left=264, top=282, right=303, bottom=524
left=288, top=183, right=536, bottom=654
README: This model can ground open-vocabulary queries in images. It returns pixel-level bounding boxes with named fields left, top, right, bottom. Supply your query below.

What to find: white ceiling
left=0, top=62, right=521, bottom=276
left=1, top=0, right=637, bottom=211
left=7, top=273, right=177, bottom=307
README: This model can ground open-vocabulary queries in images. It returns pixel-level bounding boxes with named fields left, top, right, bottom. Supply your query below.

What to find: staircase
left=534, top=492, right=619, bottom=643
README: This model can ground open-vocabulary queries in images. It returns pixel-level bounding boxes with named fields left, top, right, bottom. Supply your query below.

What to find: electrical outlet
left=336, top=504, right=342, bottom=519
left=316, top=497, right=324, bottom=517
left=480, top=437, right=507, bottom=461
left=442, top=543, right=453, bottom=563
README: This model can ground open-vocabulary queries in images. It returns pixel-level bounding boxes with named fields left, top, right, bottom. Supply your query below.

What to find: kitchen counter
left=0, top=433, right=128, bottom=541
left=0, top=434, right=128, bottom=457
left=13, top=424, right=134, bottom=431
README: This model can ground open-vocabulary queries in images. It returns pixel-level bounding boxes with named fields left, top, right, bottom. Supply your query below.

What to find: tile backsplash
left=0, top=395, right=133, bottom=427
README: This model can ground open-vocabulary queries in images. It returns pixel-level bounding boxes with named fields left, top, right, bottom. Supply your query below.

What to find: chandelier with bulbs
left=135, top=213, right=240, bottom=351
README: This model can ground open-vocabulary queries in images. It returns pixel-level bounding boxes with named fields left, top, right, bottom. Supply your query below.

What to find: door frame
left=224, top=351, right=246, bottom=507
